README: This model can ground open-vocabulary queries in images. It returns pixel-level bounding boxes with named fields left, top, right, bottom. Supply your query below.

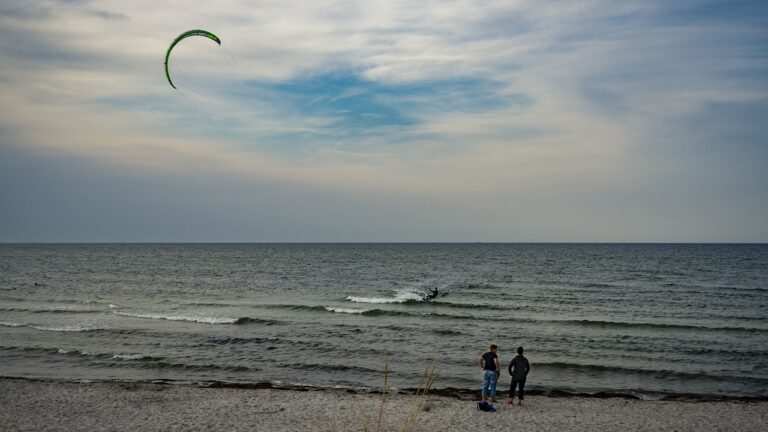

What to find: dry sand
left=1, top=378, right=766, bottom=431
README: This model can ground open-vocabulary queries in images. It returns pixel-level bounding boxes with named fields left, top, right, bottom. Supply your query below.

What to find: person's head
left=490, top=344, right=497, bottom=352
left=517, top=346, right=524, bottom=355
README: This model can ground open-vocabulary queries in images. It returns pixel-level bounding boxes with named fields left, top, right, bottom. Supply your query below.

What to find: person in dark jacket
left=507, top=346, right=530, bottom=406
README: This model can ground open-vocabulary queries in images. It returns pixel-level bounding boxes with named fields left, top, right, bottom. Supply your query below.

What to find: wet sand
left=1, top=378, right=766, bottom=431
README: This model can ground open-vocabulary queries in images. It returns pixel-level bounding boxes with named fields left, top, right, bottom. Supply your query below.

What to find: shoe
left=517, top=400, right=523, bottom=406
left=506, top=399, right=513, bottom=406
left=490, top=397, right=497, bottom=403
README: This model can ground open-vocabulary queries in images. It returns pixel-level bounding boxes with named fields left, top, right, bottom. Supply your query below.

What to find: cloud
left=0, top=0, right=766, bottom=240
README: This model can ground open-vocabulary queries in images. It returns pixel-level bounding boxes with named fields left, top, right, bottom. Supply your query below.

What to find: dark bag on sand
left=477, top=401, right=496, bottom=412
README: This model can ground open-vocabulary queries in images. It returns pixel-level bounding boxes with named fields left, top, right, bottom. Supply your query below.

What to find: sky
left=1, top=0, right=766, bottom=242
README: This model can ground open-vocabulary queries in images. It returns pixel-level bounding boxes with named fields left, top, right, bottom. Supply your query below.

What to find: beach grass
left=363, top=358, right=390, bottom=432
left=364, top=359, right=439, bottom=432
left=402, top=360, right=439, bottom=432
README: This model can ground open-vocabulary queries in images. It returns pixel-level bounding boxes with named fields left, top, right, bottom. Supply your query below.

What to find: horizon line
left=1, top=241, right=766, bottom=245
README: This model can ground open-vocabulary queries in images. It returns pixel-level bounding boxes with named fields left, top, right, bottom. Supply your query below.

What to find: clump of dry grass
left=401, top=360, right=438, bottom=432
left=364, top=358, right=390, bottom=432
left=363, top=359, right=439, bottom=432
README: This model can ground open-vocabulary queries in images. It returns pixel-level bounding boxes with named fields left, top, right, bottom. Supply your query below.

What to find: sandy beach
left=1, top=378, right=766, bottom=431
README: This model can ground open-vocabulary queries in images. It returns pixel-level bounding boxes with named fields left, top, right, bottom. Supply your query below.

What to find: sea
left=1, top=243, right=766, bottom=399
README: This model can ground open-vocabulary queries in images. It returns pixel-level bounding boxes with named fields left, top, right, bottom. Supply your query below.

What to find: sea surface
left=1, top=243, right=766, bottom=399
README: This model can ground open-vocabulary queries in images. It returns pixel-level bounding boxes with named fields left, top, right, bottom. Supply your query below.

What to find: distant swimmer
left=423, top=287, right=439, bottom=300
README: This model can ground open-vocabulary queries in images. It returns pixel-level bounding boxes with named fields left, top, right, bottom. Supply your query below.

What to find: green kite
left=164, top=29, right=221, bottom=89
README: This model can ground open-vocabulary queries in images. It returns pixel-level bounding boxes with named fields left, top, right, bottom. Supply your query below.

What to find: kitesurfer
left=424, top=287, right=439, bottom=300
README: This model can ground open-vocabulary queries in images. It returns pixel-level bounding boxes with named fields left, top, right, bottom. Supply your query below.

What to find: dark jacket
left=508, top=354, right=530, bottom=380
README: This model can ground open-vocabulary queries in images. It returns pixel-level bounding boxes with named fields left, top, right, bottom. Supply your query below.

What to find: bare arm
left=493, top=357, right=500, bottom=372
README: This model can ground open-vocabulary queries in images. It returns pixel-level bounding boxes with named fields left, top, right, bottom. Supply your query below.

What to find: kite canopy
left=164, top=29, right=222, bottom=89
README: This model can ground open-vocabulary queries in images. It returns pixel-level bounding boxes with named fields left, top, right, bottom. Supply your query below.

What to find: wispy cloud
left=1, top=0, right=766, bottom=241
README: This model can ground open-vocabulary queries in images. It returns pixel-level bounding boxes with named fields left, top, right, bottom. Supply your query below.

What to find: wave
left=346, top=291, right=425, bottom=304
left=0, top=345, right=157, bottom=361
left=584, top=282, right=617, bottom=288
left=423, top=301, right=508, bottom=311
left=536, top=361, right=768, bottom=384
left=274, top=303, right=482, bottom=320
left=556, top=319, right=768, bottom=333
left=97, top=359, right=257, bottom=373
left=181, top=302, right=238, bottom=307
left=0, top=344, right=252, bottom=373
left=227, top=304, right=768, bottom=333
left=329, top=307, right=452, bottom=318
left=1, top=345, right=103, bottom=357
left=208, top=336, right=279, bottom=345
left=263, top=304, right=329, bottom=313
left=325, top=307, right=368, bottom=314
left=234, top=317, right=280, bottom=325
left=265, top=304, right=396, bottom=317
left=378, top=324, right=407, bottom=331
left=112, top=353, right=165, bottom=361
left=679, top=347, right=768, bottom=357
left=289, top=362, right=380, bottom=374
left=112, top=311, right=278, bottom=326
left=0, top=323, right=176, bottom=338
left=460, top=283, right=502, bottom=290
left=0, top=307, right=101, bottom=314
left=322, top=306, right=768, bottom=332
left=434, top=328, right=464, bottom=336
left=266, top=303, right=484, bottom=318
left=0, top=321, right=27, bottom=327
left=30, top=325, right=104, bottom=332
left=113, top=311, right=240, bottom=325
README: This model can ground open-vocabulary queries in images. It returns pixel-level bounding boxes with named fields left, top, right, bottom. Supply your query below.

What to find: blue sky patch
left=248, top=72, right=525, bottom=130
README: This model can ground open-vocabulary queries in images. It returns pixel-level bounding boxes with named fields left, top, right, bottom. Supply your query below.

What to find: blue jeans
left=481, top=370, right=498, bottom=398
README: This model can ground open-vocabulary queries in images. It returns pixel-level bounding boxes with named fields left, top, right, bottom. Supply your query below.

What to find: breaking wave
left=325, top=307, right=368, bottom=314
left=345, top=291, right=425, bottom=304
left=113, top=311, right=240, bottom=325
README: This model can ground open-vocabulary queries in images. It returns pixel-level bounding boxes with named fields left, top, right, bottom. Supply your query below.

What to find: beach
left=1, top=378, right=766, bottom=431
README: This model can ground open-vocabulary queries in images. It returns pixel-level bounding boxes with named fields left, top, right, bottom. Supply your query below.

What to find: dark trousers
left=510, top=378, right=526, bottom=400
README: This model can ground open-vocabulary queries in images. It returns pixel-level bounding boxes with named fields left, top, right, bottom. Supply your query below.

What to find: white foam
left=108, top=304, right=121, bottom=309
left=325, top=307, right=368, bottom=314
left=32, top=325, right=98, bottom=332
left=0, top=321, right=26, bottom=327
left=57, top=349, right=70, bottom=354
left=113, top=353, right=146, bottom=360
left=346, top=291, right=424, bottom=304
left=113, top=311, right=238, bottom=324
